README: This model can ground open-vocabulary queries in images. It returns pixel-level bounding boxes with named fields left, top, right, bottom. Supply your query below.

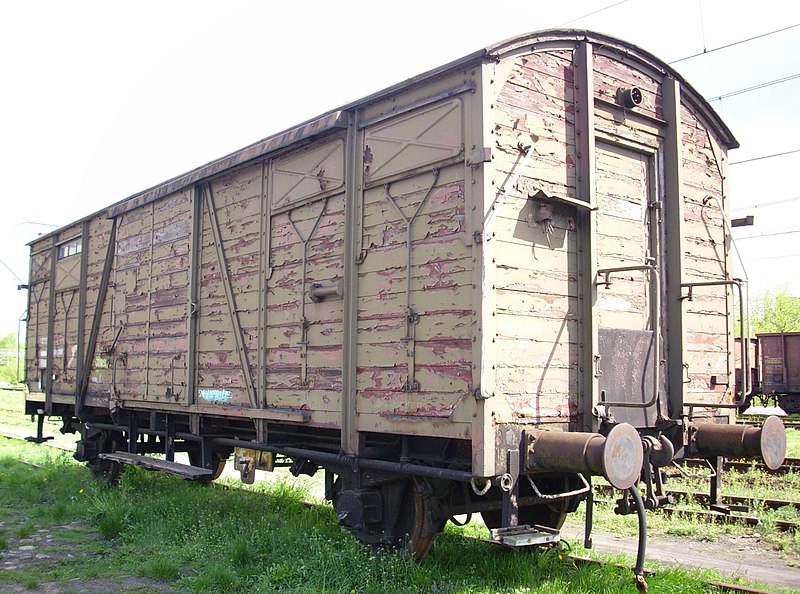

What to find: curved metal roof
left=484, top=29, right=738, bottom=150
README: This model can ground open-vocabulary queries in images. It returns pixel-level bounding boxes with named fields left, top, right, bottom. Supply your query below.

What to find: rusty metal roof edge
left=30, top=51, right=490, bottom=246
left=100, top=48, right=493, bottom=223
left=485, top=29, right=739, bottom=151
left=105, top=110, right=351, bottom=219
left=30, top=110, right=353, bottom=245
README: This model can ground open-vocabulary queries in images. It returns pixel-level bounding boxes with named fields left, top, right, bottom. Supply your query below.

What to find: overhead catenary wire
left=697, top=0, right=708, bottom=53
left=730, top=149, right=800, bottom=166
left=735, top=228, right=800, bottom=240
left=707, top=72, right=800, bottom=102
left=557, top=0, right=629, bottom=26
left=749, top=252, right=800, bottom=261
left=732, top=196, right=800, bottom=211
left=0, top=258, right=25, bottom=284
left=669, top=22, right=800, bottom=63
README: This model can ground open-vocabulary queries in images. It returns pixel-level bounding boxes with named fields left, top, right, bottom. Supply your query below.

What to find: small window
left=57, top=238, right=82, bottom=260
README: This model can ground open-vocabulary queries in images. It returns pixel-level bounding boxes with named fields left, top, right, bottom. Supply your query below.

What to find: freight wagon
left=22, top=29, right=785, bottom=581
left=737, top=332, right=800, bottom=413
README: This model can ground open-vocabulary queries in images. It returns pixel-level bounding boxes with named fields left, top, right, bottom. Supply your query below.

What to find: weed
left=21, top=574, right=39, bottom=589
left=138, top=556, right=181, bottom=580
left=0, top=529, right=7, bottom=549
left=230, top=536, right=257, bottom=568
left=190, top=562, right=240, bottom=593
left=88, top=491, right=129, bottom=539
left=14, top=522, right=35, bottom=539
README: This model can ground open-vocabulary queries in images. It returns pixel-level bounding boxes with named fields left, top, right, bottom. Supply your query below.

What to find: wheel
left=89, top=458, right=122, bottom=484
left=333, top=477, right=443, bottom=562
left=481, top=474, right=578, bottom=531
left=398, top=480, right=439, bottom=561
left=81, top=428, right=125, bottom=485
left=188, top=449, right=227, bottom=481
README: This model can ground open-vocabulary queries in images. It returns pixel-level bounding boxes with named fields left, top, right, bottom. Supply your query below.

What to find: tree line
left=749, top=284, right=800, bottom=334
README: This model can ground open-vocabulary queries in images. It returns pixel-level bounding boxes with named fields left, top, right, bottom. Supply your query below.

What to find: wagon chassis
left=38, top=400, right=604, bottom=561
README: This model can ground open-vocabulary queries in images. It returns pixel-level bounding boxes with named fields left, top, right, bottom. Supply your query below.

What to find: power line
left=749, top=252, right=800, bottom=261
left=0, top=258, right=24, bottom=284
left=736, top=228, right=800, bottom=240
left=669, top=23, right=800, bottom=64
left=698, top=0, right=708, bottom=53
left=730, top=149, right=800, bottom=166
left=558, top=0, right=629, bottom=26
left=732, top=196, right=800, bottom=211
left=707, top=72, right=800, bottom=102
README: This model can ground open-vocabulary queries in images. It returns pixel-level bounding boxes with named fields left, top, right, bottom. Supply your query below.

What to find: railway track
left=595, top=483, right=800, bottom=512
left=591, top=496, right=798, bottom=533
left=681, top=457, right=800, bottom=475
left=595, top=484, right=800, bottom=532
left=567, top=556, right=777, bottom=594
left=737, top=415, right=800, bottom=430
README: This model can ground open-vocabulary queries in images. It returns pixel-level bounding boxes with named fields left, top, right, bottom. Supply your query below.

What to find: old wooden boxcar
left=23, top=30, right=785, bottom=567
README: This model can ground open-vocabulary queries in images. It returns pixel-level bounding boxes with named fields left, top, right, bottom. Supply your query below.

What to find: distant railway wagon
left=22, top=30, right=785, bottom=580
left=737, top=332, right=800, bottom=413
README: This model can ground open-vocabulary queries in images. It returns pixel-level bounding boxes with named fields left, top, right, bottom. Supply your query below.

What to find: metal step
left=488, top=524, right=561, bottom=548
left=97, top=452, right=214, bottom=480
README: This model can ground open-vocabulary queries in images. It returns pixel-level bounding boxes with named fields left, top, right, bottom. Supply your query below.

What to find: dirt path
left=562, top=526, right=800, bottom=591
left=0, top=519, right=183, bottom=593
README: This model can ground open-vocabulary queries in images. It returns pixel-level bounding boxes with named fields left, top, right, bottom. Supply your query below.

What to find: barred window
left=57, top=238, right=82, bottom=260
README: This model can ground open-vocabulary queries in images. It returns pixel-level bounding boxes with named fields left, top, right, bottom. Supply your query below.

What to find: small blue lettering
left=198, top=389, right=232, bottom=403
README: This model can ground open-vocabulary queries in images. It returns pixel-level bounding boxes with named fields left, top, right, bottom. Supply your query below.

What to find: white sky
left=1, top=0, right=798, bottom=338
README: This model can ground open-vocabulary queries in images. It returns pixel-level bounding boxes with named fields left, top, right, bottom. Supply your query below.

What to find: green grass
left=0, top=437, right=760, bottom=594
left=786, top=426, right=800, bottom=458
left=1, top=395, right=798, bottom=592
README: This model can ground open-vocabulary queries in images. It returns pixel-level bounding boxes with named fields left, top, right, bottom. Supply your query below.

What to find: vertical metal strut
left=203, top=183, right=258, bottom=408
left=574, top=41, right=598, bottom=431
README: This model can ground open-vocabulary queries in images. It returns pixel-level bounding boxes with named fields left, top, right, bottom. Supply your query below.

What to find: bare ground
left=562, top=525, right=800, bottom=591
left=0, top=519, right=183, bottom=594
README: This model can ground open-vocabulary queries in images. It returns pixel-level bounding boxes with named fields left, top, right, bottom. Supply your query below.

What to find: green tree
left=0, top=332, right=23, bottom=384
left=750, top=284, right=800, bottom=334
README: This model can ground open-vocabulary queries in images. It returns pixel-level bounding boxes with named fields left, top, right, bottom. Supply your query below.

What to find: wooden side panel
left=494, top=50, right=577, bottom=200
left=272, top=139, right=345, bottom=212
left=356, top=168, right=473, bottom=420
left=49, top=225, right=83, bottom=397
left=25, top=273, right=49, bottom=394
left=493, top=198, right=579, bottom=423
left=195, top=164, right=262, bottom=408
left=265, top=182, right=345, bottom=414
left=593, top=52, right=662, bottom=121
left=680, top=104, right=731, bottom=404
left=364, top=99, right=464, bottom=185
left=491, top=49, right=580, bottom=425
left=112, top=190, right=192, bottom=403
left=595, top=143, right=651, bottom=330
left=83, top=217, right=115, bottom=400
left=490, top=44, right=732, bottom=425
left=50, top=286, right=80, bottom=395
left=356, top=93, right=475, bottom=430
